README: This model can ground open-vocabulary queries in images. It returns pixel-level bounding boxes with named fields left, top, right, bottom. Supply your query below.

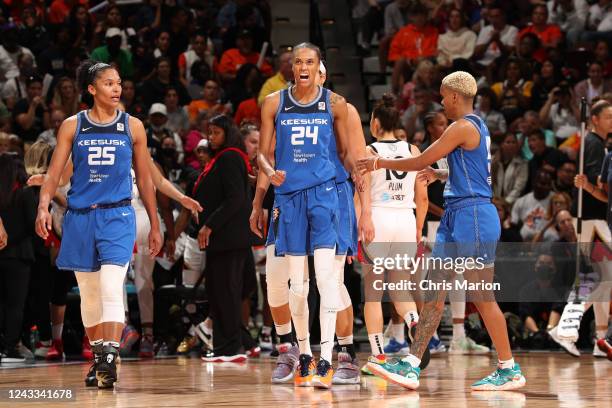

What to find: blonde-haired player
left=358, top=71, right=526, bottom=391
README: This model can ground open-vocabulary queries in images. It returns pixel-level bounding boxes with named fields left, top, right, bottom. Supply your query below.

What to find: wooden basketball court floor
left=0, top=352, right=610, bottom=407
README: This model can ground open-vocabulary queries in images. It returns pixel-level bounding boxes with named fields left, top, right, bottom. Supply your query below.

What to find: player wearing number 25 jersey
left=267, top=85, right=339, bottom=256
left=56, top=109, right=136, bottom=272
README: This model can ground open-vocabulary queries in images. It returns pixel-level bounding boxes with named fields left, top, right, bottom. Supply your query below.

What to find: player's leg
left=133, top=207, right=154, bottom=357
left=182, top=235, right=207, bottom=354
left=448, top=292, right=490, bottom=355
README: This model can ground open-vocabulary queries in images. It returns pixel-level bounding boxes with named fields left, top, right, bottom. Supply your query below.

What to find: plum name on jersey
left=280, top=118, right=328, bottom=126
left=77, top=139, right=127, bottom=147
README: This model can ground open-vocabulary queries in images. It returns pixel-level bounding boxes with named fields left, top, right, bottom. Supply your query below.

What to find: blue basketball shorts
left=56, top=205, right=136, bottom=272
left=336, top=180, right=358, bottom=256
left=266, top=179, right=339, bottom=256
left=431, top=197, right=500, bottom=265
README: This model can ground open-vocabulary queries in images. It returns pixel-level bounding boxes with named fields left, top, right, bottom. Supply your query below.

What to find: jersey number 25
left=291, top=126, right=318, bottom=145
left=88, top=146, right=116, bottom=165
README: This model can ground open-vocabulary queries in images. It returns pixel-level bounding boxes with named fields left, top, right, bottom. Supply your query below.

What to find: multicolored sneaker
left=593, top=342, right=607, bottom=358
left=596, top=337, right=612, bottom=361
left=294, top=354, right=316, bottom=387
left=119, top=325, right=139, bottom=356
left=368, top=356, right=420, bottom=390
left=271, top=343, right=299, bottom=383
left=471, top=363, right=526, bottom=391
left=312, top=359, right=334, bottom=389
left=138, top=334, right=155, bottom=358
left=332, top=351, right=360, bottom=384
left=360, top=363, right=373, bottom=376
left=384, top=338, right=409, bottom=354
left=449, top=337, right=490, bottom=355
left=428, top=336, right=447, bottom=354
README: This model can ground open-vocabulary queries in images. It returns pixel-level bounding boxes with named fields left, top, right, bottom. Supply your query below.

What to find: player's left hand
left=148, top=228, right=163, bottom=258
left=359, top=212, right=375, bottom=244
left=417, top=166, right=437, bottom=185
left=346, top=256, right=354, bottom=264
left=198, top=225, right=212, bottom=249
left=180, top=194, right=202, bottom=220
left=356, top=155, right=378, bottom=175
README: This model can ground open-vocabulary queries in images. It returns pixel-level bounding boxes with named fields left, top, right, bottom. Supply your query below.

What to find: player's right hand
left=35, top=208, right=52, bottom=240
left=268, top=169, right=286, bottom=186
left=27, top=174, right=45, bottom=186
left=574, top=174, right=589, bottom=189
left=417, top=166, right=437, bottom=185
left=249, top=205, right=265, bottom=238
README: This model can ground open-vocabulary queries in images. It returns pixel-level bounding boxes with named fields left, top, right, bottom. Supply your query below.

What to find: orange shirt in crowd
left=518, top=24, right=562, bottom=63
left=48, top=0, right=89, bottom=24
left=216, top=48, right=273, bottom=77
left=388, top=24, right=439, bottom=62
left=234, top=98, right=261, bottom=126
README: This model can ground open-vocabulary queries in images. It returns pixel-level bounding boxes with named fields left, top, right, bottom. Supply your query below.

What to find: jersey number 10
left=291, top=126, right=318, bottom=145
left=88, top=146, right=116, bottom=165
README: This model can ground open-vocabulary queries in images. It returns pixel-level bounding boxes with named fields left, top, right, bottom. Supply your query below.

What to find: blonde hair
left=412, top=60, right=434, bottom=83
left=442, top=71, right=477, bottom=98
left=24, top=141, right=52, bottom=176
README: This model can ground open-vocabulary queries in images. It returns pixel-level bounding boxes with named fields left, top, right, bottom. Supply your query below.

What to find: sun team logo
left=117, top=122, right=124, bottom=132
left=318, top=101, right=325, bottom=110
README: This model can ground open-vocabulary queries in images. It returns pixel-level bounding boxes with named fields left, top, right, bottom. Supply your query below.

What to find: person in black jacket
left=194, top=114, right=255, bottom=361
left=0, top=154, right=36, bottom=363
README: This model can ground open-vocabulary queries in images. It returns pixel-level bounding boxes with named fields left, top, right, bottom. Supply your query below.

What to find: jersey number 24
left=291, top=126, right=318, bottom=145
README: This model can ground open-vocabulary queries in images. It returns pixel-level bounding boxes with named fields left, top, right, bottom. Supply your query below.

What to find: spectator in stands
left=581, top=0, right=612, bottom=43
left=574, top=61, right=612, bottom=105
left=48, top=0, right=78, bottom=25
left=593, top=40, right=612, bottom=77
left=0, top=133, right=9, bottom=153
left=18, top=6, right=50, bottom=57
left=146, top=103, right=184, bottom=163
left=512, top=170, right=555, bottom=241
left=178, top=32, right=214, bottom=89
left=527, top=129, right=567, bottom=186
left=377, top=0, right=411, bottom=74
left=36, top=108, right=65, bottom=148
left=222, top=4, right=269, bottom=54
left=240, top=123, right=260, bottom=178
left=226, top=64, right=262, bottom=112
left=67, top=4, right=93, bottom=52
left=37, top=26, right=72, bottom=79
left=0, top=25, right=35, bottom=73
left=574, top=100, right=612, bottom=221
left=491, top=58, right=533, bottom=124
left=153, top=134, right=195, bottom=187
left=531, top=191, right=572, bottom=243
left=530, top=59, right=562, bottom=111
left=153, top=30, right=171, bottom=59
left=91, top=28, right=134, bottom=79
left=186, top=60, right=213, bottom=101
left=217, top=0, right=265, bottom=33
left=141, top=57, right=191, bottom=110
left=184, top=111, right=212, bottom=171
left=0, top=154, right=35, bottom=363
left=554, top=160, right=577, bottom=196
left=475, top=87, right=507, bottom=138
left=187, top=79, right=229, bottom=124
left=401, top=86, right=442, bottom=137
left=92, top=5, right=135, bottom=51
left=492, top=132, right=528, bottom=205
left=164, top=8, right=192, bottom=66
left=195, top=138, right=212, bottom=169
left=517, top=110, right=555, bottom=161
left=49, top=77, right=81, bottom=118
left=1, top=53, right=34, bottom=111
left=164, top=86, right=190, bottom=139
left=192, top=114, right=255, bottom=361
left=493, top=197, right=522, bottom=242
left=547, top=0, right=588, bottom=46
left=400, top=59, right=436, bottom=111
left=388, top=3, right=438, bottom=94
left=539, top=82, right=580, bottom=141
left=473, top=2, right=518, bottom=75
left=517, top=4, right=562, bottom=63
left=436, top=8, right=477, bottom=68
left=217, top=29, right=272, bottom=83
left=121, top=79, right=146, bottom=121
left=258, top=50, right=292, bottom=105
left=13, top=75, right=49, bottom=144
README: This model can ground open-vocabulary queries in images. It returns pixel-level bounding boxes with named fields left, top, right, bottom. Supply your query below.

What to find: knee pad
left=266, top=246, right=290, bottom=307
left=339, top=283, right=352, bottom=310
left=75, top=271, right=102, bottom=327
left=314, top=249, right=343, bottom=311
left=99, top=263, right=129, bottom=323
left=288, top=255, right=309, bottom=316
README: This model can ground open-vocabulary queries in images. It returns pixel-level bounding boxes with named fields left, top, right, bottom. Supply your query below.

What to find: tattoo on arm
left=411, top=297, right=446, bottom=359
left=329, top=92, right=345, bottom=108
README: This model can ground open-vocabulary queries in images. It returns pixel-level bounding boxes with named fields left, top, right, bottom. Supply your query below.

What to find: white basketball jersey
left=131, top=168, right=146, bottom=210
left=370, top=140, right=416, bottom=209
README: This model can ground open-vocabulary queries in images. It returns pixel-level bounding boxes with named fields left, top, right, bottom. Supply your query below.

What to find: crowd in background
left=0, top=0, right=610, bottom=362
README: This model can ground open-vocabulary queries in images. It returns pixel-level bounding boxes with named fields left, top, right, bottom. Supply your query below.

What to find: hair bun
left=381, top=93, right=396, bottom=108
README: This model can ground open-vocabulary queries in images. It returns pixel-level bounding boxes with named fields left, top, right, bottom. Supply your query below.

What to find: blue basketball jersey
left=443, top=114, right=493, bottom=201
left=68, top=110, right=133, bottom=209
left=329, top=126, right=350, bottom=184
left=274, top=86, right=336, bottom=194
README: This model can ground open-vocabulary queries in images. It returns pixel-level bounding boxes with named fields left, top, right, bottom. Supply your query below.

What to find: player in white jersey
left=361, top=94, right=429, bottom=371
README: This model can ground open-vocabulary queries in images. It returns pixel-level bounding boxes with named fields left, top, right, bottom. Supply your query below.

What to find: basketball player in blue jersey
left=251, top=61, right=373, bottom=386
left=258, top=42, right=365, bottom=388
left=358, top=72, right=526, bottom=391
left=35, top=61, right=162, bottom=389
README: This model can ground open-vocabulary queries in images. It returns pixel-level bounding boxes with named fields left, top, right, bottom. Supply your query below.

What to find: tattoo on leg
left=411, top=300, right=445, bottom=359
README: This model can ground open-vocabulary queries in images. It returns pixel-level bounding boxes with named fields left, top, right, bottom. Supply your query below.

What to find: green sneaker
left=472, top=363, right=526, bottom=391
left=360, top=363, right=373, bottom=376
left=367, top=356, right=420, bottom=390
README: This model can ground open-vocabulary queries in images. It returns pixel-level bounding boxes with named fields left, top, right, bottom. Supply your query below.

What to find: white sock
left=90, top=339, right=103, bottom=347
left=453, top=323, right=465, bottom=340
left=52, top=324, right=63, bottom=340
left=297, top=336, right=312, bottom=356
left=320, top=307, right=337, bottom=362
left=403, top=311, right=419, bottom=326
left=596, top=329, right=606, bottom=339
left=274, top=322, right=291, bottom=336
left=392, top=323, right=405, bottom=343
left=498, top=358, right=515, bottom=370
left=338, top=334, right=353, bottom=346
left=103, top=341, right=120, bottom=349
left=369, top=333, right=384, bottom=356
left=403, top=353, right=421, bottom=367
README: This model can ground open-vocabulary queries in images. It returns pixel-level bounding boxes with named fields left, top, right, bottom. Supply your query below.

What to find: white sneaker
left=593, top=342, right=607, bottom=358
left=195, top=322, right=213, bottom=350
left=449, top=337, right=490, bottom=354
left=549, top=326, right=580, bottom=357
left=34, top=340, right=51, bottom=359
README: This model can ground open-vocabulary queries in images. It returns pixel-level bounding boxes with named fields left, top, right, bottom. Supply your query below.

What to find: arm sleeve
left=204, top=152, right=247, bottom=231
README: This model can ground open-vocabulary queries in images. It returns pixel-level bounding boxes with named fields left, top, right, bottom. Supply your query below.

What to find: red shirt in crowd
left=216, top=49, right=273, bottom=77
left=388, top=24, right=439, bottom=62
left=518, top=24, right=562, bottom=63
left=234, top=98, right=261, bottom=127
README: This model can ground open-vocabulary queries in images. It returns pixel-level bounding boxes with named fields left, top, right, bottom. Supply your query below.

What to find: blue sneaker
left=471, top=363, right=526, bottom=391
left=368, top=357, right=420, bottom=390
left=384, top=338, right=409, bottom=354
left=428, top=336, right=446, bottom=354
